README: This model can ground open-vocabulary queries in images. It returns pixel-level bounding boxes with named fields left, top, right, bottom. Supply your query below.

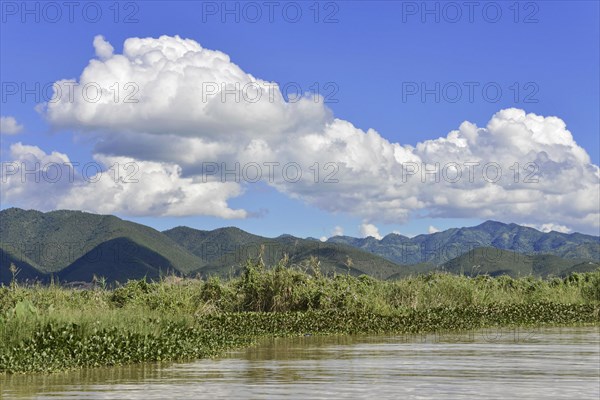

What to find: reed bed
left=1, top=259, right=598, bottom=373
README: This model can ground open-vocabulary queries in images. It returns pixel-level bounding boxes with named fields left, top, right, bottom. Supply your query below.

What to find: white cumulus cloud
left=360, top=223, right=382, bottom=240
left=1, top=143, right=246, bottom=219
left=0, top=116, right=23, bottom=135
left=93, top=35, right=114, bottom=60
left=522, top=223, right=572, bottom=234
left=15, top=35, right=597, bottom=234
left=428, top=225, right=441, bottom=234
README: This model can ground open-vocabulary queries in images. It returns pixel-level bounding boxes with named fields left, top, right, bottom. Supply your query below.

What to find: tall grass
left=1, top=259, right=598, bottom=373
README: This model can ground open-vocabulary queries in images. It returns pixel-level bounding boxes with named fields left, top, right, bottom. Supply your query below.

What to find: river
left=2, top=326, right=599, bottom=399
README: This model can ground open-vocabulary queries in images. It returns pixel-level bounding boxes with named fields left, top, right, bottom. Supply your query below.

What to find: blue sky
left=1, top=1, right=599, bottom=238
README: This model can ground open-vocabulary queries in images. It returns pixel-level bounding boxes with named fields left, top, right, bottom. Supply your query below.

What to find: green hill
left=441, top=247, right=593, bottom=278
left=163, top=227, right=401, bottom=279
left=163, top=226, right=266, bottom=266
left=57, top=237, right=181, bottom=283
left=560, top=261, right=600, bottom=276
left=0, top=208, right=202, bottom=282
left=384, top=262, right=439, bottom=281
left=0, top=248, right=48, bottom=285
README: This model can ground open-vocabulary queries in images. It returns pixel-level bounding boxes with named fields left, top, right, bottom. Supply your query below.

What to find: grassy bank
left=1, top=259, right=599, bottom=373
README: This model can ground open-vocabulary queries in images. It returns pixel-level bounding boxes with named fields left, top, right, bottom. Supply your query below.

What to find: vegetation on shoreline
left=1, top=258, right=599, bottom=374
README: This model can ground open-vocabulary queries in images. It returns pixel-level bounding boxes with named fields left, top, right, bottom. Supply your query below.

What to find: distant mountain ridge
left=0, top=208, right=598, bottom=284
left=327, top=220, right=599, bottom=265
left=0, top=208, right=400, bottom=283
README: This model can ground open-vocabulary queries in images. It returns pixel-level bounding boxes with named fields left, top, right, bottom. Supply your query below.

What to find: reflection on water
left=2, top=327, right=599, bottom=399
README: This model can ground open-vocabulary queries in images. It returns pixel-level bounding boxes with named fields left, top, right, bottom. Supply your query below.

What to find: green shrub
left=581, top=272, right=600, bottom=302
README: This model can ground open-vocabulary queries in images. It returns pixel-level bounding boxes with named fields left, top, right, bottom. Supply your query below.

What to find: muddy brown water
left=2, top=326, right=599, bottom=399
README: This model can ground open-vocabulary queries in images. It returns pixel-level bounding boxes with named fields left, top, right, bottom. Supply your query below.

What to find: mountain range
left=1, top=208, right=598, bottom=284
left=327, top=220, right=599, bottom=265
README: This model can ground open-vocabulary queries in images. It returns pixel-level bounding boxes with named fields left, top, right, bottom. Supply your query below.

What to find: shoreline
left=2, top=266, right=599, bottom=374
left=1, top=304, right=598, bottom=374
